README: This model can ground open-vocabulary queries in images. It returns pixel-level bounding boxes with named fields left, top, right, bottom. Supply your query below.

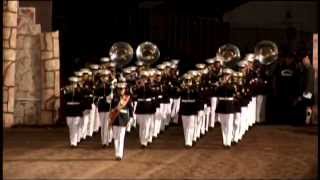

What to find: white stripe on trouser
left=164, top=103, right=171, bottom=126
left=218, top=113, right=234, bottom=146
left=136, top=114, right=153, bottom=146
left=99, top=112, right=113, bottom=145
left=204, top=104, right=210, bottom=132
left=233, top=112, right=241, bottom=143
left=256, top=95, right=266, bottom=123
left=113, top=126, right=126, bottom=159
left=193, top=115, right=198, bottom=141
left=210, top=97, right=218, bottom=127
left=66, top=117, right=81, bottom=146
left=132, top=101, right=138, bottom=128
left=94, top=105, right=100, bottom=132
left=182, top=115, right=195, bottom=146
left=154, top=107, right=162, bottom=137
left=239, top=107, right=247, bottom=138
left=81, top=110, right=90, bottom=139
left=77, top=117, right=83, bottom=143
left=171, top=98, right=181, bottom=124
left=200, top=109, right=206, bottom=135
left=148, top=115, right=155, bottom=143
left=160, top=104, right=166, bottom=131
left=87, top=104, right=96, bottom=137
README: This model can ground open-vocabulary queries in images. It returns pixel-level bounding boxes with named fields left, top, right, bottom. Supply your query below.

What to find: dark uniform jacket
left=215, top=83, right=236, bottom=114
left=64, top=87, right=83, bottom=117
left=133, top=83, right=157, bottom=114
left=95, top=82, right=112, bottom=112
left=179, top=88, right=198, bottom=115
left=81, top=80, right=94, bottom=110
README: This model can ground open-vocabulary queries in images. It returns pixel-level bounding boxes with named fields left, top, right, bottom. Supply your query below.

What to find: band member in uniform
left=133, top=70, right=156, bottom=148
left=207, top=57, right=223, bottom=128
left=215, top=68, right=236, bottom=148
left=179, top=73, right=198, bottom=148
left=154, top=66, right=165, bottom=138
left=109, top=80, right=131, bottom=160
left=96, top=69, right=114, bottom=147
left=168, top=61, right=181, bottom=124
left=232, top=72, right=242, bottom=144
left=89, top=64, right=101, bottom=134
left=79, top=68, right=94, bottom=140
left=63, top=76, right=83, bottom=147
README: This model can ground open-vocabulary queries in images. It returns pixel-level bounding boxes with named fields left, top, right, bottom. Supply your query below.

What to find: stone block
left=4, top=12, right=18, bottom=27
left=4, top=49, right=16, bottom=61
left=41, top=51, right=53, bottom=60
left=18, top=7, right=36, bottom=25
left=3, top=104, right=8, bottom=112
left=46, top=71, right=55, bottom=88
left=3, top=89, right=8, bottom=103
left=7, top=87, right=15, bottom=113
left=43, top=89, right=54, bottom=102
left=3, top=40, right=10, bottom=48
left=40, top=33, right=45, bottom=50
left=52, top=31, right=59, bottom=38
left=45, top=33, right=53, bottom=50
left=10, top=28, right=17, bottom=48
left=3, top=27, right=11, bottom=39
left=54, top=71, right=60, bottom=96
left=4, top=113, right=14, bottom=128
left=4, top=61, right=16, bottom=87
left=53, top=38, right=59, bottom=58
left=7, top=1, right=18, bottom=13
left=40, top=111, right=53, bottom=125
left=44, top=59, right=59, bottom=71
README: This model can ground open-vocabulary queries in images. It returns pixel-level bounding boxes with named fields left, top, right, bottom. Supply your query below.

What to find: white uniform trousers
left=239, top=107, right=247, bottom=138
left=160, top=103, right=167, bottom=131
left=66, top=117, right=81, bottom=146
left=154, top=107, right=162, bottom=137
left=171, top=98, right=181, bottom=124
left=233, top=112, right=241, bottom=143
left=210, top=97, right=218, bottom=127
left=204, top=104, right=210, bottom=132
left=99, top=112, right=113, bottom=145
left=94, top=105, right=101, bottom=132
left=192, top=115, right=198, bottom=142
left=200, top=109, right=206, bottom=135
left=182, top=115, right=195, bottom=146
left=164, top=102, right=172, bottom=126
left=256, top=95, right=266, bottom=123
left=218, top=113, right=234, bottom=147
left=87, top=104, right=96, bottom=137
left=136, top=114, right=153, bottom=146
left=198, top=110, right=205, bottom=137
left=148, top=115, right=155, bottom=143
left=113, top=126, right=126, bottom=159
left=77, top=117, right=83, bottom=143
left=81, top=110, right=90, bottom=139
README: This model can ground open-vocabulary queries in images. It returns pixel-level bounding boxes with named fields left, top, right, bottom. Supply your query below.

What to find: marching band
left=61, top=40, right=286, bottom=160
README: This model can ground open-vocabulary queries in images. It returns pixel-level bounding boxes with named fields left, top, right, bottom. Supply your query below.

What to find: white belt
left=218, top=97, right=234, bottom=101
left=137, top=98, right=152, bottom=102
left=67, top=102, right=80, bottom=105
left=181, top=99, right=196, bottom=103
left=158, top=95, right=163, bottom=98
left=120, top=109, right=128, bottom=113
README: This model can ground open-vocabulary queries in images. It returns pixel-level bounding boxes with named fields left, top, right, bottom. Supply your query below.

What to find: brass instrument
left=254, top=40, right=278, bottom=65
left=136, top=41, right=160, bottom=67
left=109, top=42, right=134, bottom=68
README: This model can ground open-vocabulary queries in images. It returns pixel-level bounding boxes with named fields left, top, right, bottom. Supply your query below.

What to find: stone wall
left=3, top=0, right=60, bottom=127
left=40, top=31, right=60, bottom=125
left=15, top=7, right=42, bottom=125
left=3, top=0, right=19, bottom=128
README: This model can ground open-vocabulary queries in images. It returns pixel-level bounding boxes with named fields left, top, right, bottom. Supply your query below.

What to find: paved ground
left=3, top=124, right=318, bottom=180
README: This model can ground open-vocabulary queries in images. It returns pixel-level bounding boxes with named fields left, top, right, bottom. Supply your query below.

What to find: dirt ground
left=3, top=124, right=318, bottom=179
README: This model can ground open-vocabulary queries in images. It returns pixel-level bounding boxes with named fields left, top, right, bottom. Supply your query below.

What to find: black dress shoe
left=141, top=145, right=147, bottom=149
left=224, top=145, right=231, bottom=149
left=102, top=144, right=107, bottom=148
left=185, top=145, right=192, bottom=149
left=70, top=145, right=77, bottom=148
left=115, top=157, right=122, bottom=161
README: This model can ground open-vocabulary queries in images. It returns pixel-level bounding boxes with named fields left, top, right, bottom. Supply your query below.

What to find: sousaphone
left=254, top=40, right=278, bottom=65
left=109, top=41, right=134, bottom=69
left=216, top=44, right=241, bottom=68
left=136, top=41, right=160, bottom=67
